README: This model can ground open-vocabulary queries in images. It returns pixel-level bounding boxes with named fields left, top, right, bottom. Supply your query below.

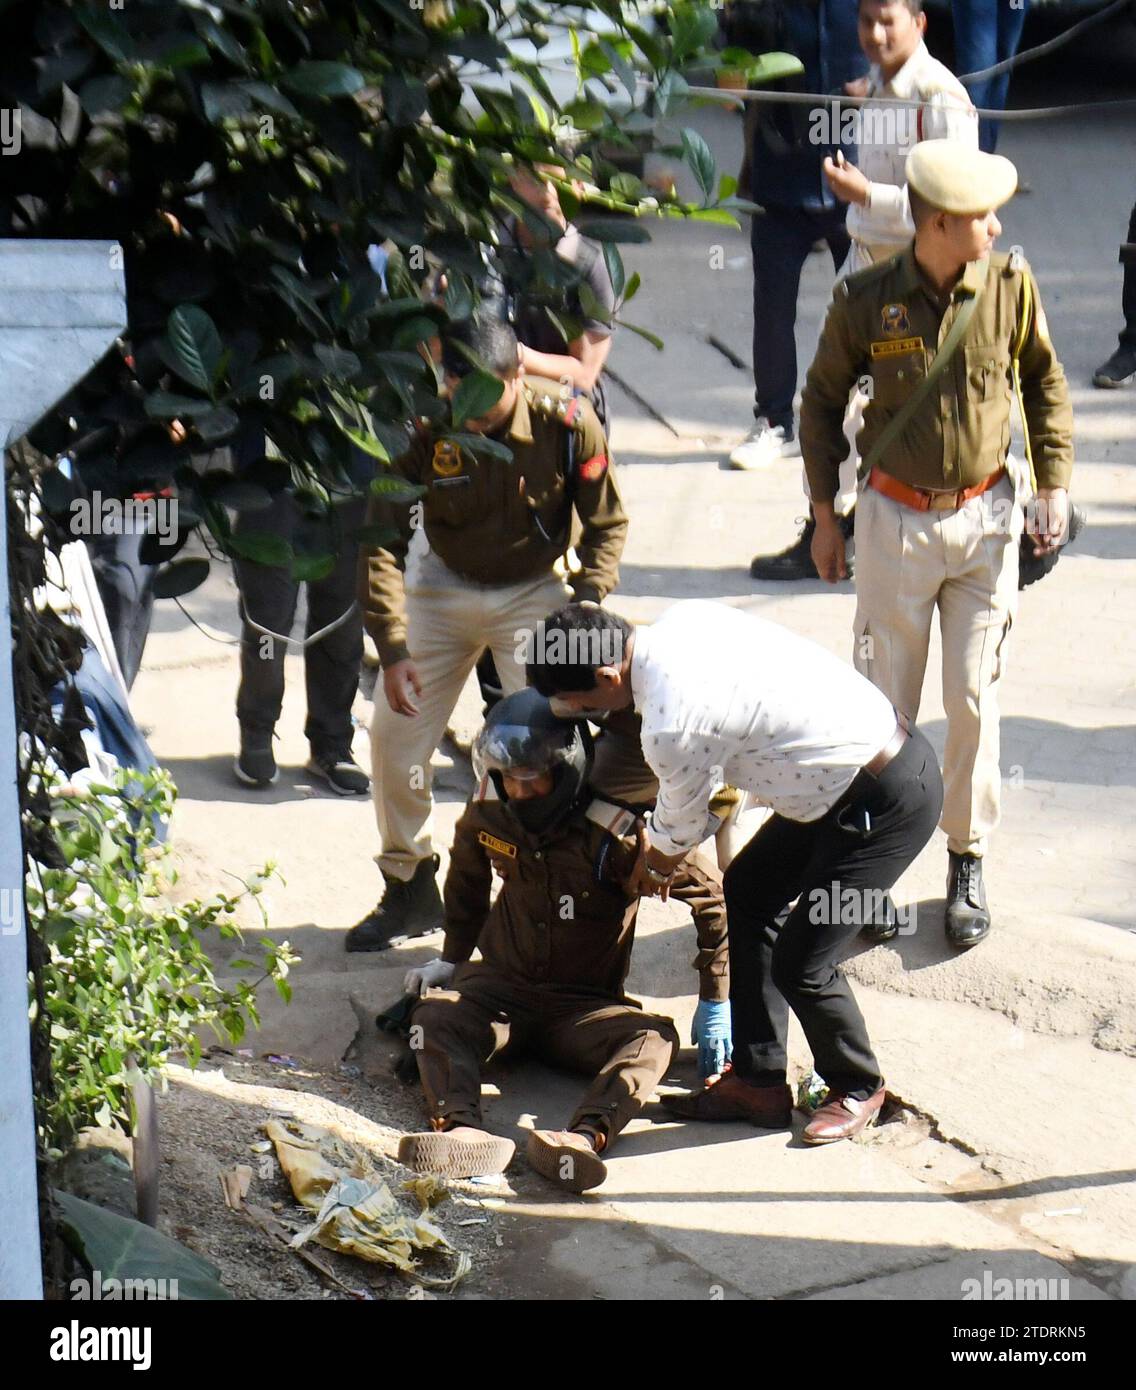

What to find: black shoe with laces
left=345, top=854, right=444, bottom=952
left=1092, top=344, right=1136, bottom=388
left=945, top=851, right=991, bottom=949
left=749, top=510, right=855, bottom=582
left=307, top=748, right=370, bottom=796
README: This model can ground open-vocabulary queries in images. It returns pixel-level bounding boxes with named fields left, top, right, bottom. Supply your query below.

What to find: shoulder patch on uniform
left=579, top=453, right=608, bottom=482
left=477, top=829, right=517, bottom=858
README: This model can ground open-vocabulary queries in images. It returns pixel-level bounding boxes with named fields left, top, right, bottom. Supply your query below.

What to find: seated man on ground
left=397, top=689, right=730, bottom=1193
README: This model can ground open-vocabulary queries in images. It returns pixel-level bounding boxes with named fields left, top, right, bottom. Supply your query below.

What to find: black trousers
left=751, top=203, right=850, bottom=430
left=233, top=492, right=365, bottom=754
left=1119, top=198, right=1136, bottom=351
left=725, top=727, right=943, bottom=1099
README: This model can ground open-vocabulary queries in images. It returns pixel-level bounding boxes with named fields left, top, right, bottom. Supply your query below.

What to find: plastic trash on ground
left=263, top=1120, right=469, bottom=1289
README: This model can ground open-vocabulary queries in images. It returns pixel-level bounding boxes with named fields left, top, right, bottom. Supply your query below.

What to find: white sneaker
left=727, top=420, right=801, bottom=471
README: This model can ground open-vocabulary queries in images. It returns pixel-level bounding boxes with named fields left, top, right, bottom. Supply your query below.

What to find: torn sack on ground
left=263, top=1120, right=470, bottom=1289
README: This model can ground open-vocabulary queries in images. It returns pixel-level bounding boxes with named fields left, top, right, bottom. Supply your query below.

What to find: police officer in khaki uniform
left=395, top=691, right=728, bottom=1192
left=348, top=309, right=627, bottom=951
left=801, top=141, right=1075, bottom=947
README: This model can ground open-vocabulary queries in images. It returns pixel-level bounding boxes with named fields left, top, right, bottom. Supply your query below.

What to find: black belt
left=862, top=709, right=910, bottom=778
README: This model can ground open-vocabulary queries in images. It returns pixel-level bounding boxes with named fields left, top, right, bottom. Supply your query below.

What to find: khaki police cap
left=905, top=141, right=1018, bottom=215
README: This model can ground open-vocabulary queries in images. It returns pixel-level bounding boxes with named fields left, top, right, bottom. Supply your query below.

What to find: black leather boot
left=750, top=509, right=855, bottom=582
left=346, top=854, right=443, bottom=952
left=945, top=851, right=991, bottom=949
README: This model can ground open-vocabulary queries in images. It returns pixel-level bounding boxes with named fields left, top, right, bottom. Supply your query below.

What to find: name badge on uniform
left=432, top=440, right=463, bottom=477
left=870, top=336, right=924, bottom=359
left=478, top=830, right=517, bottom=859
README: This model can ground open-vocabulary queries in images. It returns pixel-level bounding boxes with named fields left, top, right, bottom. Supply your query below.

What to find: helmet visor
left=472, top=718, right=576, bottom=783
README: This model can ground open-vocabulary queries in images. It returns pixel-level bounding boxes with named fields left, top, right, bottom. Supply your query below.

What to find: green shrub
left=25, top=766, right=296, bottom=1154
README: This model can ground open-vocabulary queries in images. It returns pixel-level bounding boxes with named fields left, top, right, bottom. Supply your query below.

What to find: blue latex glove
left=692, top=1000, right=733, bottom=1080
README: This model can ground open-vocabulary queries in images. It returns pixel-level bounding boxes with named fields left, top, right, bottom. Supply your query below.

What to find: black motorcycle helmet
left=472, top=689, right=592, bottom=836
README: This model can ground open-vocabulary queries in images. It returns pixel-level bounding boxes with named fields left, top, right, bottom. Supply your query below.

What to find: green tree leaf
left=681, top=128, right=717, bottom=204
left=229, top=530, right=293, bottom=567
left=153, top=558, right=210, bottom=599
left=369, top=475, right=427, bottom=504
left=451, top=370, right=505, bottom=429
left=54, top=1191, right=234, bottom=1300
left=576, top=218, right=650, bottom=244
left=282, top=62, right=366, bottom=98
left=290, top=553, right=336, bottom=583
left=167, top=306, right=224, bottom=394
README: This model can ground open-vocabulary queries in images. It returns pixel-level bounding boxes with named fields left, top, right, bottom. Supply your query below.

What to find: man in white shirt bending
left=526, top=599, right=943, bottom=1145
left=752, top=0, right=977, bottom=581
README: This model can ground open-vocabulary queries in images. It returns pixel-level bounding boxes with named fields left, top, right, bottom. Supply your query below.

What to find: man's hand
left=811, top=508, right=849, bottom=584
left=383, top=658, right=422, bottom=716
left=823, top=153, right=870, bottom=206
left=403, top=958, right=455, bottom=996
left=627, top=825, right=682, bottom=901
left=691, top=999, right=733, bottom=1081
left=1026, top=487, right=1070, bottom=556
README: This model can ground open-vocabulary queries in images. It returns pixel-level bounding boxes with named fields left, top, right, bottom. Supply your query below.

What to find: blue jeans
left=952, top=0, right=1030, bottom=153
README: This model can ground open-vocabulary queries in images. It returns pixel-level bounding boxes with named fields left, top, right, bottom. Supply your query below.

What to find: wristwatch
left=644, top=863, right=674, bottom=886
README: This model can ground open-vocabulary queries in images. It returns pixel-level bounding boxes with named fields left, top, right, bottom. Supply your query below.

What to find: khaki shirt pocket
left=964, top=343, right=1013, bottom=464
left=425, top=456, right=489, bottom=529
left=964, top=344, right=1011, bottom=403
left=870, top=348, right=929, bottom=409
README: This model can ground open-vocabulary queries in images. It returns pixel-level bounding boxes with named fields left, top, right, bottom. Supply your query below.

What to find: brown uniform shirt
left=801, top=245, right=1074, bottom=504
left=358, top=376, right=628, bottom=666
left=441, top=788, right=729, bottom=1002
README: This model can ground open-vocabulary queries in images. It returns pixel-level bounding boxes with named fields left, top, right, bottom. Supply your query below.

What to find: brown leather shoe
left=660, top=1074, right=792, bottom=1128
left=397, top=1125, right=515, bottom=1177
left=525, top=1130, right=607, bottom=1193
left=802, top=1086, right=886, bottom=1145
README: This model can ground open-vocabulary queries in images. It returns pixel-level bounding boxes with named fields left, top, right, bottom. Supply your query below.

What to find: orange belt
left=867, top=465, right=1005, bottom=513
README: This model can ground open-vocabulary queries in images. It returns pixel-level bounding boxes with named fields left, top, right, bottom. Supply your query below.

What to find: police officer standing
left=347, top=308, right=627, bottom=951
left=802, top=141, right=1075, bottom=947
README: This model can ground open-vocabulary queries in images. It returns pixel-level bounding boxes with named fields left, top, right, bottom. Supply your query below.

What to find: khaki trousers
left=370, top=549, right=569, bottom=879
left=852, top=474, right=1021, bottom=856
left=412, top=964, right=680, bottom=1142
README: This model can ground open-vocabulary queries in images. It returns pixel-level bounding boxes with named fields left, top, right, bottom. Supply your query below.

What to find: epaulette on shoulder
left=991, top=248, right=1030, bottom=278
left=472, top=774, right=499, bottom=803
left=842, top=252, right=904, bottom=298
left=525, top=376, right=584, bottom=429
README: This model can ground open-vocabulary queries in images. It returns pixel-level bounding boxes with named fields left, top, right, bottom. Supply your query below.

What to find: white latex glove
left=403, top=958, right=455, bottom=996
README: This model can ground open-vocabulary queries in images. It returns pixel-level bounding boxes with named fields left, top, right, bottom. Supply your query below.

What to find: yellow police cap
left=905, top=141, right=1018, bottom=214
